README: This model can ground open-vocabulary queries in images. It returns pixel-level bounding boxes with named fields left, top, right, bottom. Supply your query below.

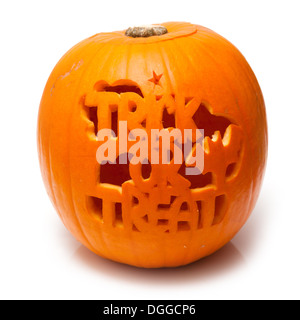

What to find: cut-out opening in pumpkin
left=87, top=106, right=98, bottom=136
left=178, top=163, right=213, bottom=189
left=86, top=196, right=103, bottom=221
left=94, top=80, right=144, bottom=98
left=192, top=103, right=232, bottom=138
left=162, top=107, right=176, bottom=129
left=213, top=194, right=227, bottom=225
left=100, top=155, right=131, bottom=186
left=196, top=200, right=202, bottom=228
left=178, top=221, right=190, bottom=231
left=114, top=202, right=123, bottom=227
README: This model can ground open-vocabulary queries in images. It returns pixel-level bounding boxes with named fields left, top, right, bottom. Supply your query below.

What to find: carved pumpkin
left=38, top=22, right=267, bottom=268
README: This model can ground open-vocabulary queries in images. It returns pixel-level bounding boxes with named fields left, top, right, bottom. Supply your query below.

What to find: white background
left=0, top=0, right=299, bottom=300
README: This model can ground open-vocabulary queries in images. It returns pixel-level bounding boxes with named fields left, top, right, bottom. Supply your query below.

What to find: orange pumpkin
left=37, top=22, right=267, bottom=268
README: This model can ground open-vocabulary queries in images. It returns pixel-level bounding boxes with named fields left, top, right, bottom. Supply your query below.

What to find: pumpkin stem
left=125, top=25, right=168, bottom=38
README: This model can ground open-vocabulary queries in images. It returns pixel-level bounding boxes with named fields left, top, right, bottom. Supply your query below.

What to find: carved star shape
left=148, top=71, right=163, bottom=86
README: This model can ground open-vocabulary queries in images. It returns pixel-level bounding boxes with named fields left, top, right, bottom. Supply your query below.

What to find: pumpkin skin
left=37, top=22, right=267, bottom=268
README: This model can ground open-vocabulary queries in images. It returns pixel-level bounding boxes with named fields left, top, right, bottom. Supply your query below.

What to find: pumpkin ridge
left=190, top=34, right=254, bottom=224
left=68, top=42, right=115, bottom=255
left=123, top=42, right=143, bottom=267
